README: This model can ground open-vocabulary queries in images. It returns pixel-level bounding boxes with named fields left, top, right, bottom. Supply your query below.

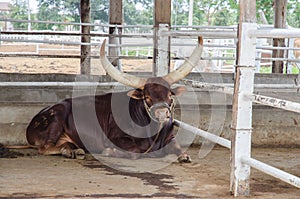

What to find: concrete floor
left=0, top=146, right=300, bottom=199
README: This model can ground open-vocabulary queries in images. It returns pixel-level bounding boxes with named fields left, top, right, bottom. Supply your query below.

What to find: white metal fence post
left=230, top=0, right=257, bottom=196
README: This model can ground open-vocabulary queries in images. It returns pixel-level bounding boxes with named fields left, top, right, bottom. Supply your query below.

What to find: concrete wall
left=0, top=73, right=299, bottom=147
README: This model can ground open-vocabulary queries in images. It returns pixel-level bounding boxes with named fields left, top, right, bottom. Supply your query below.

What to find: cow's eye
left=145, top=96, right=152, bottom=103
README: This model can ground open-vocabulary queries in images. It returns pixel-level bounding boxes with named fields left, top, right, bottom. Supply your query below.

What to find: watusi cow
left=26, top=37, right=203, bottom=162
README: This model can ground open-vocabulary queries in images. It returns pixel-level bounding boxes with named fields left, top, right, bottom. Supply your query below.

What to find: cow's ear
left=171, top=86, right=187, bottom=96
left=127, top=89, right=144, bottom=100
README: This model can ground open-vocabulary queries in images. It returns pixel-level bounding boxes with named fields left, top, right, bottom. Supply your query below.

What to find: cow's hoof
left=102, top=148, right=115, bottom=157
left=61, top=148, right=73, bottom=158
left=177, top=153, right=192, bottom=163
left=74, top=149, right=85, bottom=160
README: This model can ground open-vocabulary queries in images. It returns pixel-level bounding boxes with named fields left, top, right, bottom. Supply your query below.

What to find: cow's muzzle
left=144, top=99, right=175, bottom=123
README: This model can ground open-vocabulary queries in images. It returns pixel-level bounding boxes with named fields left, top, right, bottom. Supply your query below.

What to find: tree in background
left=287, top=0, right=300, bottom=28
left=36, top=0, right=63, bottom=30
left=9, top=0, right=32, bottom=30
left=124, top=0, right=153, bottom=25
left=6, top=0, right=300, bottom=30
left=91, top=0, right=109, bottom=25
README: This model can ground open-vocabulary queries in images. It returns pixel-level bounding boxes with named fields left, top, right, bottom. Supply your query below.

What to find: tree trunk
left=80, top=0, right=91, bottom=75
left=272, top=0, right=287, bottom=73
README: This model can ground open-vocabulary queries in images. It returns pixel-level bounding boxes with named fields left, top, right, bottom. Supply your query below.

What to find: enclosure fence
left=1, top=18, right=300, bottom=74
left=172, top=25, right=300, bottom=197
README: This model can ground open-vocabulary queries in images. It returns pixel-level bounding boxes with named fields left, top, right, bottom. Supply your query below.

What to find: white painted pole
left=230, top=66, right=256, bottom=197
left=230, top=0, right=257, bottom=196
left=174, top=119, right=231, bottom=149
left=188, top=0, right=194, bottom=26
left=248, top=29, right=300, bottom=38
left=241, top=157, right=300, bottom=188
left=182, top=79, right=234, bottom=94
left=156, top=25, right=170, bottom=76
left=251, top=93, right=300, bottom=113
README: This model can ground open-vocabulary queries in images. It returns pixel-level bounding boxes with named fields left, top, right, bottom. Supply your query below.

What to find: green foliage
left=256, top=0, right=274, bottom=24
left=6, top=0, right=300, bottom=29
left=287, top=0, right=300, bottom=28
left=91, top=0, right=109, bottom=24
left=9, top=0, right=29, bottom=30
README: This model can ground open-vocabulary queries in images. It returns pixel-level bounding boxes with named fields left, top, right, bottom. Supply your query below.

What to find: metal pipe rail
left=0, top=81, right=125, bottom=87
left=174, top=117, right=300, bottom=189
left=252, top=93, right=300, bottom=114
left=182, top=79, right=300, bottom=92
left=173, top=119, right=231, bottom=149
left=0, top=31, right=154, bottom=38
left=0, top=18, right=153, bottom=29
left=0, top=54, right=153, bottom=60
left=161, top=31, right=237, bottom=38
left=257, top=46, right=300, bottom=51
left=258, top=57, right=300, bottom=63
left=241, top=157, right=300, bottom=188
left=248, top=28, right=300, bottom=38
left=181, top=79, right=234, bottom=94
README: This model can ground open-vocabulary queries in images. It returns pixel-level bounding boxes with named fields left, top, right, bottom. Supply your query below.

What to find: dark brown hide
left=26, top=78, right=185, bottom=160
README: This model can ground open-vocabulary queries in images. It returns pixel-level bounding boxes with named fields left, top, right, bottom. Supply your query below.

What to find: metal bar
left=241, top=157, right=300, bottom=188
left=0, top=38, right=96, bottom=46
left=248, top=28, right=300, bottom=38
left=172, top=25, right=237, bottom=30
left=182, top=79, right=234, bottom=94
left=257, top=46, right=300, bottom=51
left=257, top=57, right=300, bottom=62
left=182, top=79, right=300, bottom=91
left=0, top=18, right=153, bottom=29
left=0, top=82, right=125, bottom=87
left=0, top=31, right=154, bottom=39
left=252, top=93, right=300, bottom=113
left=161, top=31, right=237, bottom=38
left=1, top=37, right=155, bottom=47
left=173, top=119, right=231, bottom=149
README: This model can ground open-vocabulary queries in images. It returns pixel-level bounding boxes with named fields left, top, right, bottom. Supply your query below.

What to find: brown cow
left=294, top=38, right=300, bottom=59
left=26, top=38, right=203, bottom=162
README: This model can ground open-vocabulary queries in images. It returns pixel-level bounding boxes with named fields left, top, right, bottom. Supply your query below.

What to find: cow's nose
left=155, top=108, right=170, bottom=122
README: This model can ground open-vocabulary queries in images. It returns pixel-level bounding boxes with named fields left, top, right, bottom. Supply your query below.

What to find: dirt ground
left=0, top=146, right=300, bottom=199
left=0, top=43, right=153, bottom=74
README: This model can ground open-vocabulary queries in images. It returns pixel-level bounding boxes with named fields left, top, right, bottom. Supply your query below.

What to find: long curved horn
left=100, top=39, right=147, bottom=88
left=163, top=36, right=204, bottom=84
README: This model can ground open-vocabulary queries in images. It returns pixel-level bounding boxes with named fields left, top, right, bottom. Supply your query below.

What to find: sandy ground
left=0, top=43, right=153, bottom=75
left=0, top=146, right=300, bottom=199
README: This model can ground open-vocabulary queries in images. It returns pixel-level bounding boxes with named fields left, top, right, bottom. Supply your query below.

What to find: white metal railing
left=1, top=17, right=300, bottom=73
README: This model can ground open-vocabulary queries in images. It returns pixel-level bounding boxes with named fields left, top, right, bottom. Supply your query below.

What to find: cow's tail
left=3, top=144, right=36, bottom=149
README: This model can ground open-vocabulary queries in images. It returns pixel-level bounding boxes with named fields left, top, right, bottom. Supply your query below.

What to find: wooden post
left=80, top=0, right=91, bottom=75
left=272, top=0, right=287, bottom=73
left=153, top=0, right=171, bottom=76
left=109, top=0, right=122, bottom=69
left=230, top=0, right=256, bottom=197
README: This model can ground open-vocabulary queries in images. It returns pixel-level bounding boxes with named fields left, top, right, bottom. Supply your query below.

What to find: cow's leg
left=59, top=142, right=85, bottom=160
left=102, top=147, right=141, bottom=159
left=39, top=133, right=85, bottom=160
left=56, top=133, right=85, bottom=159
left=38, top=142, right=84, bottom=159
left=165, top=139, right=191, bottom=163
left=38, top=143, right=61, bottom=155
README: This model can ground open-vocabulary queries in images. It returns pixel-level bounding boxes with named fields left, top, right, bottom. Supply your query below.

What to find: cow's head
left=100, top=38, right=203, bottom=122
